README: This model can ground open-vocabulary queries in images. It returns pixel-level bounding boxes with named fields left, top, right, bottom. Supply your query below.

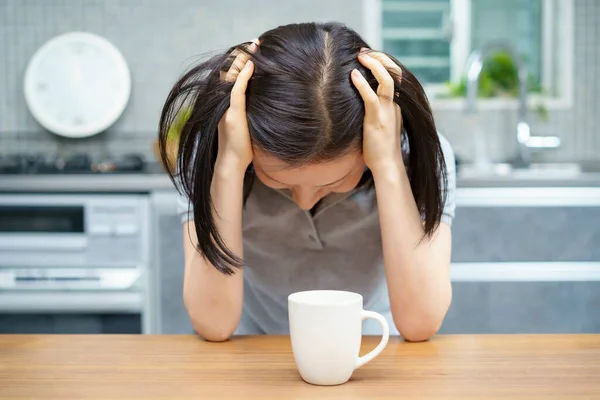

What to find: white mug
left=288, top=290, right=390, bottom=386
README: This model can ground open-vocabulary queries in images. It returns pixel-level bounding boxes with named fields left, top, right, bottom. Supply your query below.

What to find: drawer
left=452, top=206, right=600, bottom=262
left=441, top=281, right=600, bottom=334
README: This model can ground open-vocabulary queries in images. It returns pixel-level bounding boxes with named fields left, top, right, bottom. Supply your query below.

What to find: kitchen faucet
left=464, top=42, right=560, bottom=167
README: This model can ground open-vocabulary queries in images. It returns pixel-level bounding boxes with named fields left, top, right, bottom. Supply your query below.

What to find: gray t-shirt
left=177, top=132, right=456, bottom=336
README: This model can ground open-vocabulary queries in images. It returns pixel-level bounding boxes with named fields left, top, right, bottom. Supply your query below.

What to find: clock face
left=24, top=32, right=131, bottom=138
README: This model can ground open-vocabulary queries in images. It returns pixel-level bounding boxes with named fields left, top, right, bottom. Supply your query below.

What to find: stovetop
left=0, top=153, right=148, bottom=175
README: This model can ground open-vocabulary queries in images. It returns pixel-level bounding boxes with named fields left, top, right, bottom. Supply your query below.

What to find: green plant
left=444, top=51, right=548, bottom=120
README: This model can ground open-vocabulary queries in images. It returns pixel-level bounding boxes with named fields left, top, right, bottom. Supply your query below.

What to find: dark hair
left=158, top=22, right=447, bottom=275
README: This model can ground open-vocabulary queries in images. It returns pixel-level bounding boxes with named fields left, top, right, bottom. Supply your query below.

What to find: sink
left=458, top=162, right=600, bottom=180
left=513, top=163, right=582, bottom=178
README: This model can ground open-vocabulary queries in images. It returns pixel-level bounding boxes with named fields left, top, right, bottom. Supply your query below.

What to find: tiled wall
left=0, top=0, right=598, bottom=162
left=0, top=0, right=362, bottom=158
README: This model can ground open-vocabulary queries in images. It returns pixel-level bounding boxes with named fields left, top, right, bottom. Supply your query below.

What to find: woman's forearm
left=373, top=161, right=452, bottom=342
left=183, top=157, right=246, bottom=341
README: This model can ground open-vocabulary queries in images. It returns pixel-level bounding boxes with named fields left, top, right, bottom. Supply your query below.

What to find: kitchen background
left=1, top=0, right=599, bottom=335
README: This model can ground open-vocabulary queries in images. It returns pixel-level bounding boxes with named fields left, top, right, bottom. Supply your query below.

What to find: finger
left=224, top=50, right=245, bottom=82
left=230, top=60, right=254, bottom=111
left=224, top=41, right=258, bottom=82
left=350, top=69, right=379, bottom=118
left=366, top=51, right=402, bottom=82
left=358, top=52, right=395, bottom=100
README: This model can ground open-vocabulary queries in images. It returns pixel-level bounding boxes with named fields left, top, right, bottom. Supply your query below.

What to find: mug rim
left=288, top=290, right=363, bottom=306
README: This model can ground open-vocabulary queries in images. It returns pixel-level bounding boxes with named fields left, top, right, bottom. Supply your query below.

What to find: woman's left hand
left=351, top=50, right=404, bottom=174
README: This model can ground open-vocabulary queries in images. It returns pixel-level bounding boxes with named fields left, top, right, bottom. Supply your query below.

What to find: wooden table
left=1, top=335, right=599, bottom=399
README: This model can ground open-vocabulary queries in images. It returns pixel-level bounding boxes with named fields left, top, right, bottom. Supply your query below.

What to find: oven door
left=0, top=195, right=149, bottom=333
left=0, top=269, right=144, bottom=333
left=0, top=313, right=142, bottom=334
left=0, top=194, right=149, bottom=269
left=0, top=202, right=87, bottom=255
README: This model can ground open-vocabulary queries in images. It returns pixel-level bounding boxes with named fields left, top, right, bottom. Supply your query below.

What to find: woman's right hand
left=217, top=41, right=257, bottom=171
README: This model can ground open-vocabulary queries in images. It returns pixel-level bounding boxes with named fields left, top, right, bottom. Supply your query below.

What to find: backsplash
left=0, top=0, right=598, bottom=162
left=0, top=0, right=362, bottom=158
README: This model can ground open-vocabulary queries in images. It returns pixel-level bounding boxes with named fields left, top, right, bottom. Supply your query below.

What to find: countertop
left=1, top=334, right=599, bottom=399
left=0, top=171, right=177, bottom=193
left=2, top=159, right=600, bottom=193
left=2, top=167, right=600, bottom=193
left=456, top=174, right=600, bottom=188
left=0, top=162, right=177, bottom=193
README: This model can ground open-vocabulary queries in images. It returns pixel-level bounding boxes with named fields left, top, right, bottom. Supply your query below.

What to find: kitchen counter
left=0, top=171, right=176, bottom=193
left=457, top=174, right=600, bottom=187
left=1, top=334, right=599, bottom=399
left=0, top=162, right=175, bottom=193
left=2, top=169, right=600, bottom=193
left=456, top=161, right=600, bottom=188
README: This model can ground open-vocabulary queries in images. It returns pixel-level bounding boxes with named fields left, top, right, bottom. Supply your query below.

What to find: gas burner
left=0, top=153, right=146, bottom=175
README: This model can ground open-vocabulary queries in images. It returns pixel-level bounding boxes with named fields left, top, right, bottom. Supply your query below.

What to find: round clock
left=24, top=32, right=131, bottom=138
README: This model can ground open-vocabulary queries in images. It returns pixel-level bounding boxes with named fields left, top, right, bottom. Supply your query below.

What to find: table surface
left=1, top=335, right=599, bottom=399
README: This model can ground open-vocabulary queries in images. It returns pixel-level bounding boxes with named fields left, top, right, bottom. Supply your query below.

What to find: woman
left=159, top=22, right=456, bottom=342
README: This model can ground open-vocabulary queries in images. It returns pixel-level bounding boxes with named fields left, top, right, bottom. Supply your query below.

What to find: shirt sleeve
left=438, top=132, right=456, bottom=227
left=177, top=192, right=194, bottom=223
left=172, top=157, right=195, bottom=224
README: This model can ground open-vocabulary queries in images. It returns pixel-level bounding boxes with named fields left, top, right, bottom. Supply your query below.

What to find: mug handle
left=355, top=310, right=390, bottom=369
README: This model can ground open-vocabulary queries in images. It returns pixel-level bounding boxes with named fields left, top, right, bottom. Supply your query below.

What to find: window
left=381, top=0, right=453, bottom=85
left=365, top=0, right=574, bottom=105
left=470, top=0, right=543, bottom=90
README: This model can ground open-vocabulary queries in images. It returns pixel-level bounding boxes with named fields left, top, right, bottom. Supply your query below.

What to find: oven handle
left=0, top=291, right=142, bottom=313
left=0, top=269, right=141, bottom=291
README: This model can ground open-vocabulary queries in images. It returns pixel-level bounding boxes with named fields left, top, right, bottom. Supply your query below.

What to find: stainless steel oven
left=0, top=194, right=150, bottom=333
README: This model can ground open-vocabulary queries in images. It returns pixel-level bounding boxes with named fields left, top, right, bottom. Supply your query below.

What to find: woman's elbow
left=395, top=309, right=448, bottom=342
left=185, top=300, right=239, bottom=342
left=190, top=317, right=236, bottom=342
left=399, top=323, right=441, bottom=342
left=197, top=330, right=234, bottom=343
left=400, top=290, right=452, bottom=342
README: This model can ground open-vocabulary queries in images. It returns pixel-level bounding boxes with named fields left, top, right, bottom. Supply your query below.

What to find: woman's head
left=247, top=23, right=369, bottom=163
left=245, top=22, right=373, bottom=209
left=159, top=22, right=446, bottom=274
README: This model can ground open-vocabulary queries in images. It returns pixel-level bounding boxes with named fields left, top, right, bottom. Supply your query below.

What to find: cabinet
left=148, top=191, right=192, bottom=334
left=443, top=187, right=600, bottom=334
